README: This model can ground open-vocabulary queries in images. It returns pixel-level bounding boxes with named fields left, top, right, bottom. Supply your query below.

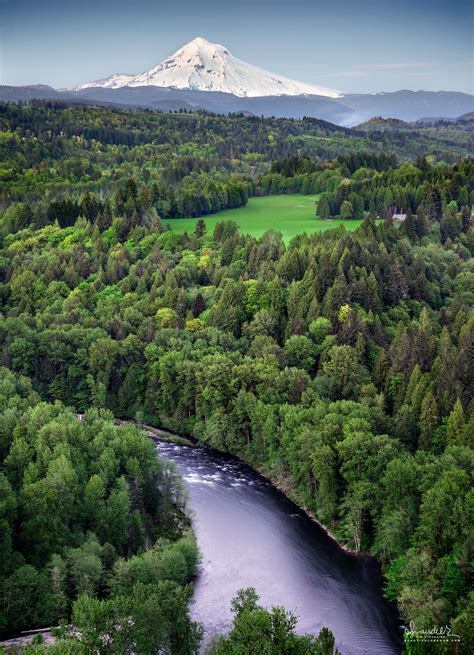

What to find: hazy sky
left=1, top=0, right=473, bottom=93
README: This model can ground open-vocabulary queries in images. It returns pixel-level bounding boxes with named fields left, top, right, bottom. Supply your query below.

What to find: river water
left=155, top=439, right=402, bottom=655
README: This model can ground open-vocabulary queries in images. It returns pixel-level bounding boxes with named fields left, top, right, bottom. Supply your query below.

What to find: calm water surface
left=155, top=440, right=402, bottom=655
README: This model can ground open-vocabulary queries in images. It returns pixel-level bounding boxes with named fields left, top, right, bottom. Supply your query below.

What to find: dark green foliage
left=0, top=368, right=198, bottom=638
left=1, top=103, right=472, bottom=228
left=313, top=159, right=473, bottom=221
left=23, top=581, right=202, bottom=655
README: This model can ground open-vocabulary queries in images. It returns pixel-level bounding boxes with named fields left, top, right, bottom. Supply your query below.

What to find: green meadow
left=163, top=195, right=363, bottom=242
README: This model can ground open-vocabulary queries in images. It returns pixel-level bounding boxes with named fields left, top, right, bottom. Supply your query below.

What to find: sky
left=1, top=0, right=473, bottom=94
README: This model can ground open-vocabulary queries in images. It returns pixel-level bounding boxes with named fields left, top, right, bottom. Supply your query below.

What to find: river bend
left=155, top=439, right=402, bottom=655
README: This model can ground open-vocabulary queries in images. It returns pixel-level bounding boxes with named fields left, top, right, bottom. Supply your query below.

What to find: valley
left=2, top=0, right=474, bottom=650
left=0, top=83, right=472, bottom=654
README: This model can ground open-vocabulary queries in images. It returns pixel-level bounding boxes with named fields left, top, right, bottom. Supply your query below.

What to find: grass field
left=163, top=195, right=363, bottom=243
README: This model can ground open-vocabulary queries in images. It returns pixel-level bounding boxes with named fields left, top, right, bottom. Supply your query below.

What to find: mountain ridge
left=1, top=84, right=473, bottom=127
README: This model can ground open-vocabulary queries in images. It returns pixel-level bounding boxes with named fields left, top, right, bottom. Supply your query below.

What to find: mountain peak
left=179, top=36, right=222, bottom=52
left=172, top=36, right=230, bottom=61
left=73, top=37, right=341, bottom=98
left=187, top=36, right=216, bottom=46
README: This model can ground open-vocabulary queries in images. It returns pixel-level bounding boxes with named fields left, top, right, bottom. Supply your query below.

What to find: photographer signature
left=403, top=622, right=460, bottom=643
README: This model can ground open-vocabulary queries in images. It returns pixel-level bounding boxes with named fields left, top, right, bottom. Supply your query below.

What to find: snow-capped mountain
left=73, top=37, right=341, bottom=98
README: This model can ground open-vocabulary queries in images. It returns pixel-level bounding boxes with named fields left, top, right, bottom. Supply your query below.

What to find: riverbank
left=239, top=458, right=361, bottom=557
left=154, top=431, right=403, bottom=653
left=117, top=418, right=195, bottom=446
left=125, top=418, right=367, bottom=559
left=0, top=628, right=55, bottom=652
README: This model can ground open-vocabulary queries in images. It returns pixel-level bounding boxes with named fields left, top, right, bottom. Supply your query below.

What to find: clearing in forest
left=163, top=194, right=363, bottom=242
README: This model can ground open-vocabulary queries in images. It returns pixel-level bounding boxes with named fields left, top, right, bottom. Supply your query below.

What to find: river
left=155, top=438, right=403, bottom=655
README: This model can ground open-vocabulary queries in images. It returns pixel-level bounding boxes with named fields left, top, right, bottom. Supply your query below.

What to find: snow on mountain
left=76, top=73, right=135, bottom=89
left=73, top=37, right=341, bottom=98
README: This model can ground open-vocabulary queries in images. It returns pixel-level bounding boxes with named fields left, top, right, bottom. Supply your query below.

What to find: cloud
left=320, top=61, right=434, bottom=78
left=358, top=62, right=432, bottom=70
left=404, top=72, right=435, bottom=77
left=319, top=70, right=368, bottom=78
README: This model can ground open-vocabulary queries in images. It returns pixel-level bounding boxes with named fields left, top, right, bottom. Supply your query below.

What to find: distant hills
left=355, top=113, right=474, bottom=131
left=2, top=84, right=473, bottom=128
left=1, top=37, right=473, bottom=126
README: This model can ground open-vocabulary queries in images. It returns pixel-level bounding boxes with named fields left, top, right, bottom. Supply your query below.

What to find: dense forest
left=0, top=102, right=473, bottom=654
left=0, top=369, right=202, bottom=651
left=1, top=102, right=472, bottom=216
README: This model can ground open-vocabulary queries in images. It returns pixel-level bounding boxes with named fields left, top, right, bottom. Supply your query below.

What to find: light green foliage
left=51, top=581, right=201, bottom=655
left=109, top=536, right=198, bottom=594
left=209, top=588, right=340, bottom=654
left=340, top=200, right=354, bottom=219
left=156, top=307, right=178, bottom=327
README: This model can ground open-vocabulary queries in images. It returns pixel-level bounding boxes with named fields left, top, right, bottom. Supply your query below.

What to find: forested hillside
left=0, top=369, right=201, bottom=650
left=1, top=102, right=472, bottom=213
left=0, top=103, right=473, bottom=654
